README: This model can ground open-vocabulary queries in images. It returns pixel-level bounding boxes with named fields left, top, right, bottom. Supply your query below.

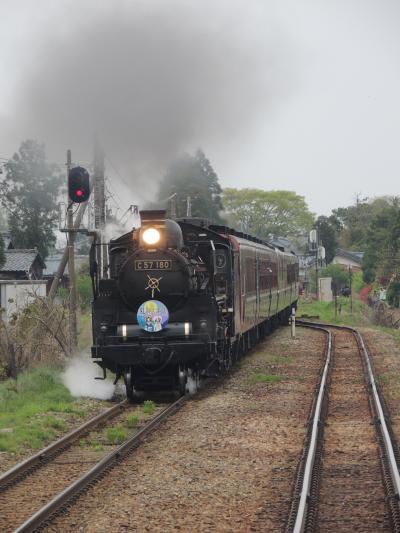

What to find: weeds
left=45, top=416, right=66, bottom=431
left=143, top=400, right=155, bottom=415
left=105, top=426, right=127, bottom=445
left=126, top=414, right=140, bottom=428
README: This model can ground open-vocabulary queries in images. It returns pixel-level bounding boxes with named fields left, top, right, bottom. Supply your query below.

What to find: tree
left=157, top=150, right=223, bottom=222
left=0, top=140, right=62, bottom=259
left=222, top=188, right=314, bottom=239
left=0, top=233, right=5, bottom=269
left=309, top=263, right=350, bottom=293
left=315, top=215, right=339, bottom=263
left=362, top=204, right=399, bottom=283
left=333, top=196, right=397, bottom=250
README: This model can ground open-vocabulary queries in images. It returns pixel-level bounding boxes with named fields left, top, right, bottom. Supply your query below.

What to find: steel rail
left=14, top=395, right=186, bottom=533
left=291, top=320, right=400, bottom=532
left=291, top=324, right=332, bottom=533
left=324, top=323, right=400, bottom=495
left=0, top=400, right=127, bottom=492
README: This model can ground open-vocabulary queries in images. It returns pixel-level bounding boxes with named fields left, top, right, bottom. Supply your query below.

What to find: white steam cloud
left=62, top=354, right=115, bottom=400
left=3, top=0, right=294, bottom=198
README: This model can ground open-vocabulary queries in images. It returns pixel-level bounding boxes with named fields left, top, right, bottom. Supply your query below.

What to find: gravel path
left=45, top=327, right=325, bottom=533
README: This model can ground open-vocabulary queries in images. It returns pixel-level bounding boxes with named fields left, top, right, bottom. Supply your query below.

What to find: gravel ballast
left=45, top=327, right=325, bottom=533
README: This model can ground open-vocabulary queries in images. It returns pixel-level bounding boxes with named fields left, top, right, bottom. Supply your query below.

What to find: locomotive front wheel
left=178, top=367, right=187, bottom=396
left=123, top=368, right=139, bottom=402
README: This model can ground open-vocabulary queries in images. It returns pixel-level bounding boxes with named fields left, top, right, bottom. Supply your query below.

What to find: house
left=0, top=248, right=47, bottom=321
left=332, top=248, right=364, bottom=271
left=0, top=249, right=46, bottom=280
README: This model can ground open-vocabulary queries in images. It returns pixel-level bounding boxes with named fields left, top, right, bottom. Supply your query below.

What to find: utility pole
left=93, top=140, right=107, bottom=278
left=67, top=149, right=78, bottom=354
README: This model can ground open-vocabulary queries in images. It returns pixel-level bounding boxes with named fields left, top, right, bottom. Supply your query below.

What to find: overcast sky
left=0, top=0, right=399, bottom=216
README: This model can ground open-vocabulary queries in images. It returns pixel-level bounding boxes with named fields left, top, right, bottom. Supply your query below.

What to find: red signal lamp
left=68, top=166, right=90, bottom=203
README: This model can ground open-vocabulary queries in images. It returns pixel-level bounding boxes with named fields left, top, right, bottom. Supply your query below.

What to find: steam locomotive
left=90, top=210, right=299, bottom=399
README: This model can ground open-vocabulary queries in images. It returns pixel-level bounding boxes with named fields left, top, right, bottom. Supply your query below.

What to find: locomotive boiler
left=90, top=210, right=299, bottom=399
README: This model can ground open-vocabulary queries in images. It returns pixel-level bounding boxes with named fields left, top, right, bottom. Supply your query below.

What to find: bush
left=0, top=296, right=68, bottom=378
left=76, top=274, right=92, bottom=310
left=352, top=270, right=366, bottom=293
left=387, top=282, right=400, bottom=308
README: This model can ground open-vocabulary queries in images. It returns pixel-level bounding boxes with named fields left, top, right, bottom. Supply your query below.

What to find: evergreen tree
left=157, top=150, right=223, bottom=222
left=0, top=140, right=62, bottom=259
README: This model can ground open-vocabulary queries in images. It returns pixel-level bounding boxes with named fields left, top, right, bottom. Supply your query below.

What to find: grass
left=250, top=373, right=285, bottom=384
left=143, top=400, right=155, bottom=415
left=262, top=353, right=294, bottom=365
left=0, top=366, right=77, bottom=453
left=105, top=426, right=127, bottom=445
left=297, top=296, right=370, bottom=326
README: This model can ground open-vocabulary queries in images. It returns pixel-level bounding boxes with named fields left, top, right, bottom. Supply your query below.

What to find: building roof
left=334, top=248, right=364, bottom=265
left=0, top=249, right=46, bottom=273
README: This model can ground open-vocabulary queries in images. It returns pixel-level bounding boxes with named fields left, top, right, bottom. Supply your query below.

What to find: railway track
left=287, top=322, right=400, bottom=532
left=0, top=396, right=185, bottom=533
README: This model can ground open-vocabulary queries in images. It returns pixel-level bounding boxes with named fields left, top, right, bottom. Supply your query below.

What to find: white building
left=0, top=280, right=47, bottom=321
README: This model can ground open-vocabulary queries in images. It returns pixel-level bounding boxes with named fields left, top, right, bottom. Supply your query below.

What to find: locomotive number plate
left=135, top=260, right=172, bottom=271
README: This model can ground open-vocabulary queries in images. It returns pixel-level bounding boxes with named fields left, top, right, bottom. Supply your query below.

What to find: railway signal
left=68, top=166, right=90, bottom=203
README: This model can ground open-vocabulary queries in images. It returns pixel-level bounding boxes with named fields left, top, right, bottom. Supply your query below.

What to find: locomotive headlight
left=142, top=227, right=160, bottom=245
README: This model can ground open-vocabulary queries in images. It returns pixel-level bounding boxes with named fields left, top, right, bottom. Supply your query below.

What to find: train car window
left=287, top=263, right=297, bottom=284
left=259, top=258, right=278, bottom=289
left=216, top=252, right=227, bottom=269
left=245, top=256, right=256, bottom=292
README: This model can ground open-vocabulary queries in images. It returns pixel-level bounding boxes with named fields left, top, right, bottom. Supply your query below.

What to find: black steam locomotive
left=90, top=210, right=299, bottom=399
